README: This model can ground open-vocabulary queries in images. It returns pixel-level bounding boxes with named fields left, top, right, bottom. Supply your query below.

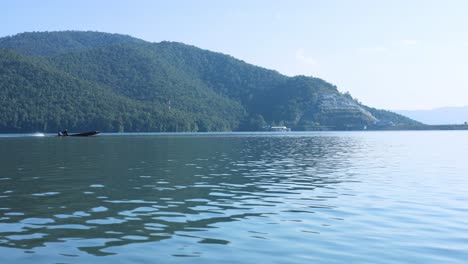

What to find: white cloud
left=358, top=46, right=388, bottom=53
left=399, top=39, right=418, bottom=46
left=295, top=48, right=320, bottom=67
left=372, top=46, right=388, bottom=52
left=359, top=39, right=418, bottom=54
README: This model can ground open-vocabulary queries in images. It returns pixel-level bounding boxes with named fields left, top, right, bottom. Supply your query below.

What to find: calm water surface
left=0, top=131, right=467, bottom=263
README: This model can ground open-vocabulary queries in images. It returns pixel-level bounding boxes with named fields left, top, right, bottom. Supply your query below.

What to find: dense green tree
left=0, top=31, right=421, bottom=133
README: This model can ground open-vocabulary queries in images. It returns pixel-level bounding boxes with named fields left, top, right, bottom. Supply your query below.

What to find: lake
left=0, top=131, right=467, bottom=263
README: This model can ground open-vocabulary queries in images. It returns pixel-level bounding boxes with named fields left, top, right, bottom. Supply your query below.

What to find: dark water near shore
left=0, top=131, right=467, bottom=263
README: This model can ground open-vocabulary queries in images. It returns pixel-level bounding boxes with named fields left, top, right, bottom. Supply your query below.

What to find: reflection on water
left=0, top=132, right=467, bottom=263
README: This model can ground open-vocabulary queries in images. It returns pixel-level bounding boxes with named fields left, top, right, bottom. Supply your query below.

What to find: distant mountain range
left=396, top=106, right=468, bottom=125
left=0, top=31, right=419, bottom=132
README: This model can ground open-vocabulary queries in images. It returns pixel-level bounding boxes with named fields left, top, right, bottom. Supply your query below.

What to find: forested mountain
left=0, top=31, right=145, bottom=56
left=0, top=31, right=420, bottom=132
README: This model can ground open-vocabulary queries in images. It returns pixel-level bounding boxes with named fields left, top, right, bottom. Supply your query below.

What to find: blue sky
left=2, top=0, right=467, bottom=110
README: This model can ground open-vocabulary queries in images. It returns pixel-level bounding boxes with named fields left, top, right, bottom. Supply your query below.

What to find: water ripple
left=0, top=132, right=467, bottom=263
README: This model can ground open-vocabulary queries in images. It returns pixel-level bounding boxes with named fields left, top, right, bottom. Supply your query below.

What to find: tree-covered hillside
left=0, top=49, right=243, bottom=132
left=0, top=31, right=421, bottom=132
left=0, top=31, right=145, bottom=56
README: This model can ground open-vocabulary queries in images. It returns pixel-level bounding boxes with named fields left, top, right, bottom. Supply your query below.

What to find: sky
left=2, top=0, right=468, bottom=110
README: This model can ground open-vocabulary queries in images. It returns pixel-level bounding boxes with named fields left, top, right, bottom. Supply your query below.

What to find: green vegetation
left=0, top=31, right=421, bottom=133
left=0, top=31, right=145, bottom=56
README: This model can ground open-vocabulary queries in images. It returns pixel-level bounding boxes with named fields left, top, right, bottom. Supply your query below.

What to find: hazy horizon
left=394, top=105, right=468, bottom=112
left=2, top=0, right=467, bottom=110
